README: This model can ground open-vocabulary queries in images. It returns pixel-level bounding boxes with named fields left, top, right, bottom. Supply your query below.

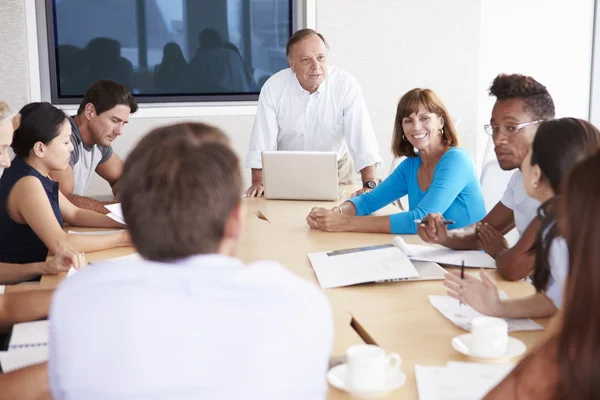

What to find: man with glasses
left=418, top=74, right=555, bottom=280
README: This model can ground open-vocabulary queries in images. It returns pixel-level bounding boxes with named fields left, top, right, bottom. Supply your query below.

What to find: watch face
left=365, top=181, right=376, bottom=189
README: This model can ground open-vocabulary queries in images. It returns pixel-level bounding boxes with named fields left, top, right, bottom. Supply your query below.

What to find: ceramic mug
left=345, top=344, right=401, bottom=392
left=470, top=316, right=509, bottom=358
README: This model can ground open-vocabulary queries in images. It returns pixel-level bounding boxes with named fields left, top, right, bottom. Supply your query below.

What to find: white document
left=0, top=347, right=49, bottom=373
left=429, top=295, right=544, bottom=332
left=68, top=230, right=123, bottom=235
left=105, top=203, right=126, bottom=225
left=9, top=320, right=49, bottom=348
left=394, top=237, right=496, bottom=268
left=308, top=244, right=420, bottom=289
left=0, top=285, right=4, bottom=294
left=416, top=362, right=514, bottom=400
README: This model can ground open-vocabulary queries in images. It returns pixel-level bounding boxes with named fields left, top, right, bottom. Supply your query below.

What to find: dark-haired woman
left=444, top=118, right=600, bottom=318
left=0, top=102, right=130, bottom=266
left=485, top=150, right=600, bottom=399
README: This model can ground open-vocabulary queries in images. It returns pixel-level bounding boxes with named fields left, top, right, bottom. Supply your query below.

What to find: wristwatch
left=363, top=180, right=377, bottom=189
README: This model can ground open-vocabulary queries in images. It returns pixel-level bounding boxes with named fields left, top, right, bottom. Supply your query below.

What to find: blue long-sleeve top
left=347, top=147, right=486, bottom=234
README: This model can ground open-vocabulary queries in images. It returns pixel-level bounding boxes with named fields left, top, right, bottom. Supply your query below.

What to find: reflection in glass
left=50, top=0, right=293, bottom=101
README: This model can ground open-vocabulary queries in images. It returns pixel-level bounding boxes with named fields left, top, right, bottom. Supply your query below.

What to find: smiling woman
left=306, top=88, right=486, bottom=235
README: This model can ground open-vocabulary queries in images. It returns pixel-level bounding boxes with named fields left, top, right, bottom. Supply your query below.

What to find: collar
left=163, top=253, right=244, bottom=271
left=292, top=73, right=327, bottom=97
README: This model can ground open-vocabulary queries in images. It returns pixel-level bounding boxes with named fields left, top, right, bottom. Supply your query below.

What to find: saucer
left=451, top=333, right=527, bottom=363
left=327, top=363, right=406, bottom=399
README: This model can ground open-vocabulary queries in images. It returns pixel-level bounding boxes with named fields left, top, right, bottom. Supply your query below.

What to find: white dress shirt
left=246, top=67, right=382, bottom=172
left=49, top=254, right=333, bottom=400
left=500, top=170, right=541, bottom=237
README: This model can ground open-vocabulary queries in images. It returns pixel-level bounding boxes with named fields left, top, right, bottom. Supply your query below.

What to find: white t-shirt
left=49, top=254, right=333, bottom=400
left=500, top=170, right=541, bottom=237
left=246, top=67, right=382, bottom=172
left=545, top=235, right=569, bottom=309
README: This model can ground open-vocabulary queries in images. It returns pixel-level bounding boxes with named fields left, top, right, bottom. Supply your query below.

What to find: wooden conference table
left=6, top=189, right=550, bottom=399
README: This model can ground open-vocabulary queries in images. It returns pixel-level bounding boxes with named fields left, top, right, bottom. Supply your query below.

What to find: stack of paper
left=308, top=244, right=420, bottom=288
left=105, top=203, right=125, bottom=225
left=429, top=295, right=544, bottom=332
left=394, top=237, right=496, bottom=268
left=0, top=320, right=50, bottom=373
left=416, top=362, right=514, bottom=399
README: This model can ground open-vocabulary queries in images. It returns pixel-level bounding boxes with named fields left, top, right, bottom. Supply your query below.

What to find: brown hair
left=528, top=118, right=600, bottom=293
left=77, top=80, right=138, bottom=116
left=286, top=28, right=329, bottom=58
left=489, top=74, right=555, bottom=120
left=119, top=122, right=242, bottom=261
left=555, top=151, right=600, bottom=398
left=506, top=151, right=600, bottom=399
left=391, top=88, right=459, bottom=157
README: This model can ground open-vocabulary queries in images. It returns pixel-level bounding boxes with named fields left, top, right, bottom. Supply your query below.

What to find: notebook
left=308, top=244, right=447, bottom=289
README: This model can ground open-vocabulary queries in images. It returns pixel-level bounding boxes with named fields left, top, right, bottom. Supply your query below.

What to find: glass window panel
left=49, top=0, right=293, bottom=102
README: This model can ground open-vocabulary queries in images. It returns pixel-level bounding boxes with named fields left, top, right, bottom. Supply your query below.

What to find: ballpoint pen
left=413, top=219, right=455, bottom=225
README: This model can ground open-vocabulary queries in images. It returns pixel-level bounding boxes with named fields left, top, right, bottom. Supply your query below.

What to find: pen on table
left=459, top=260, right=465, bottom=306
left=413, top=219, right=455, bottom=225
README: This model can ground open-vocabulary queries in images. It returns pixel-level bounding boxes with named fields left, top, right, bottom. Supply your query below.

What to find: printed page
left=429, top=295, right=544, bottom=332
left=308, top=244, right=420, bottom=288
left=415, top=365, right=447, bottom=400
left=395, top=237, right=496, bottom=268
left=415, top=362, right=514, bottom=400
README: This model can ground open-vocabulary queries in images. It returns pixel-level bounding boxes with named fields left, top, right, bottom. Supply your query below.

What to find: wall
left=477, top=0, right=595, bottom=168
left=0, top=0, right=30, bottom=110
left=317, top=0, right=482, bottom=177
left=1, top=0, right=595, bottom=196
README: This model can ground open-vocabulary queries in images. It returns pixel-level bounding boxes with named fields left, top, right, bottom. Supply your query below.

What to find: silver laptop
left=261, top=150, right=339, bottom=201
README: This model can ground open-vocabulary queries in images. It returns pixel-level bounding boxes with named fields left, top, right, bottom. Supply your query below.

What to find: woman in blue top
left=0, top=102, right=130, bottom=266
left=307, top=88, right=486, bottom=234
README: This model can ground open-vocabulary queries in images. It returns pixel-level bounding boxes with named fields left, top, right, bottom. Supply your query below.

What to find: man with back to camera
left=50, top=80, right=138, bottom=214
left=49, top=122, right=333, bottom=399
left=418, top=74, right=556, bottom=281
left=245, top=28, right=383, bottom=197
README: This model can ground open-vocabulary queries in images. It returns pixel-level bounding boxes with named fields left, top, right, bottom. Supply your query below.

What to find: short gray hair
left=286, top=29, right=329, bottom=58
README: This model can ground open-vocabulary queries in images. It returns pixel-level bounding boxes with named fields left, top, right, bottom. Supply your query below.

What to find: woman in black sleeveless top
left=0, top=103, right=130, bottom=266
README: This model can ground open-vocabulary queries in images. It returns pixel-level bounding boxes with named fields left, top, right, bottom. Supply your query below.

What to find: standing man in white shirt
left=246, top=29, right=382, bottom=197
left=50, top=80, right=138, bottom=214
left=418, top=74, right=555, bottom=281
left=49, top=122, right=333, bottom=400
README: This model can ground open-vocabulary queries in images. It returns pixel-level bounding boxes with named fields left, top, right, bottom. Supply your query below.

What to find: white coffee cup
left=470, top=316, right=508, bottom=358
left=345, top=344, right=401, bottom=392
